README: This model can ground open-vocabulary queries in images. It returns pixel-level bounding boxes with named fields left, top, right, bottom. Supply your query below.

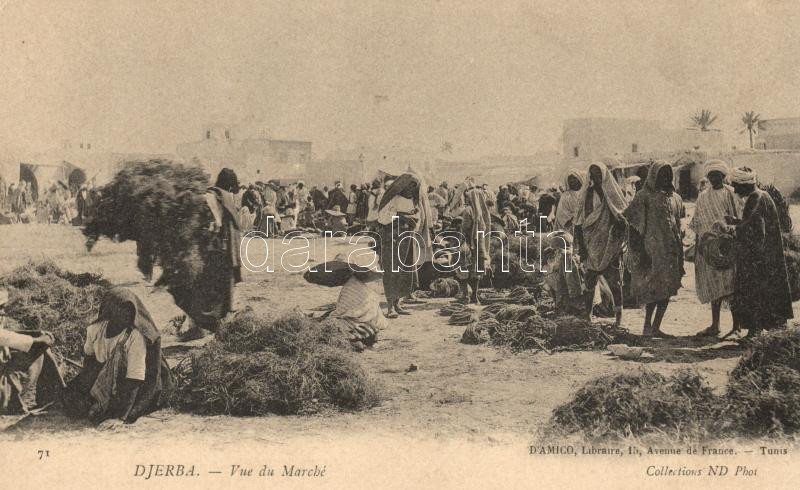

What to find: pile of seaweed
left=489, top=315, right=629, bottom=353
left=469, top=291, right=631, bottom=351
left=82, top=160, right=212, bottom=307
left=429, top=278, right=461, bottom=298
left=174, top=309, right=382, bottom=416
left=551, top=328, right=800, bottom=440
left=0, top=260, right=110, bottom=371
left=490, top=235, right=543, bottom=289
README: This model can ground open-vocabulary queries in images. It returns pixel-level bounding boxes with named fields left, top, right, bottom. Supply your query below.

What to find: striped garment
left=333, top=276, right=388, bottom=331
left=690, top=185, right=742, bottom=303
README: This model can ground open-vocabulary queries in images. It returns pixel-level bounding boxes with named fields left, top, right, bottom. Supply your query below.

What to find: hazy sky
left=1, top=0, right=799, bottom=158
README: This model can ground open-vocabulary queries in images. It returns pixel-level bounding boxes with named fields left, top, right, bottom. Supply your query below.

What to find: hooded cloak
left=554, top=170, right=586, bottom=233
left=623, top=161, right=684, bottom=304
left=575, top=162, right=629, bottom=272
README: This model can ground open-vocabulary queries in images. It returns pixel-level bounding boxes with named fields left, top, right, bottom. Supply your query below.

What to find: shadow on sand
left=625, top=336, right=744, bottom=364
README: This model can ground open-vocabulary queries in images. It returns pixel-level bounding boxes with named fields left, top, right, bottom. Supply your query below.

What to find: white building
left=177, top=122, right=312, bottom=183
left=754, top=117, right=800, bottom=150
left=562, top=118, right=726, bottom=164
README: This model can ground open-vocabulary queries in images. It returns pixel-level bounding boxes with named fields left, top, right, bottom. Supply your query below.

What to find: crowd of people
left=232, top=176, right=562, bottom=239
left=313, top=160, right=794, bottom=341
left=1, top=159, right=795, bottom=427
left=221, top=160, right=792, bottom=342
left=1, top=161, right=794, bottom=342
left=3, top=161, right=792, bottom=342
left=0, top=176, right=99, bottom=225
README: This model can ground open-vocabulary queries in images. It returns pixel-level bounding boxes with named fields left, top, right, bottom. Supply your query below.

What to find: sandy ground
left=1, top=207, right=799, bottom=448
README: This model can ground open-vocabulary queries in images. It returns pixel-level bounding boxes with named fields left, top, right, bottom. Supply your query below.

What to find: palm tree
left=691, top=109, right=718, bottom=131
left=741, top=111, right=766, bottom=149
left=440, top=141, right=453, bottom=154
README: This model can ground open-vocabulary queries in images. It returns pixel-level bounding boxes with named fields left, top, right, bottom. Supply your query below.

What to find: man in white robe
left=691, top=160, right=741, bottom=337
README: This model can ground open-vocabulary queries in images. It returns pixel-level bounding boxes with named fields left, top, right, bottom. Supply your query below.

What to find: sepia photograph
left=1, top=0, right=800, bottom=488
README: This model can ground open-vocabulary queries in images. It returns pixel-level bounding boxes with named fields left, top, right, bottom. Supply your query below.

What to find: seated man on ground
left=0, top=288, right=65, bottom=415
left=63, top=287, right=174, bottom=428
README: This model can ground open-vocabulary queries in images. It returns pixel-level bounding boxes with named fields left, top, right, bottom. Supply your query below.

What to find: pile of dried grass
left=551, top=369, right=717, bottom=440
left=552, top=328, right=800, bottom=440
left=731, top=327, right=800, bottom=377
left=82, top=160, right=212, bottom=305
left=723, top=366, right=800, bottom=436
left=721, top=328, right=800, bottom=435
left=215, top=309, right=351, bottom=354
left=1, top=260, right=110, bottom=365
left=175, top=310, right=381, bottom=416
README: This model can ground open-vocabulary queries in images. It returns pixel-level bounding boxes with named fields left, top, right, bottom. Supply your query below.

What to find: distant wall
left=757, top=133, right=800, bottom=151
left=755, top=118, right=800, bottom=150
left=723, top=151, right=800, bottom=195
left=305, top=160, right=366, bottom=189
left=562, top=118, right=726, bottom=166
left=176, top=138, right=312, bottom=184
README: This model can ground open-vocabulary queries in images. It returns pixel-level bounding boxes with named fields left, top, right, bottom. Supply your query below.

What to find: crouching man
left=0, top=288, right=65, bottom=415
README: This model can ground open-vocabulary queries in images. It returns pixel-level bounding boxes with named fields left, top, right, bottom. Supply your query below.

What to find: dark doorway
left=68, top=168, right=87, bottom=194
left=678, top=167, right=693, bottom=200
left=19, top=163, right=39, bottom=202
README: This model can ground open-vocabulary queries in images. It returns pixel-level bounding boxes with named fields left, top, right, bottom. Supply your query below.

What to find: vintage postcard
left=1, top=1, right=799, bottom=488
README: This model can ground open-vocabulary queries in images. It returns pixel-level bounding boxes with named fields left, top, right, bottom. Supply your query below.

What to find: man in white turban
left=726, top=166, right=793, bottom=337
left=691, top=160, right=741, bottom=337
left=728, top=166, right=757, bottom=185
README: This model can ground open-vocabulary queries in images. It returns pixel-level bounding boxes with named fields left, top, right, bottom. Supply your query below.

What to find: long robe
left=732, top=189, right=794, bottom=329
left=378, top=195, right=417, bottom=303
left=377, top=173, right=432, bottom=302
left=575, top=162, right=628, bottom=272
left=457, top=188, right=492, bottom=280
left=327, top=188, right=349, bottom=211
left=624, top=162, right=684, bottom=305
left=175, top=188, right=242, bottom=331
left=258, top=186, right=280, bottom=234
left=690, top=185, right=741, bottom=303
left=554, top=170, right=585, bottom=234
